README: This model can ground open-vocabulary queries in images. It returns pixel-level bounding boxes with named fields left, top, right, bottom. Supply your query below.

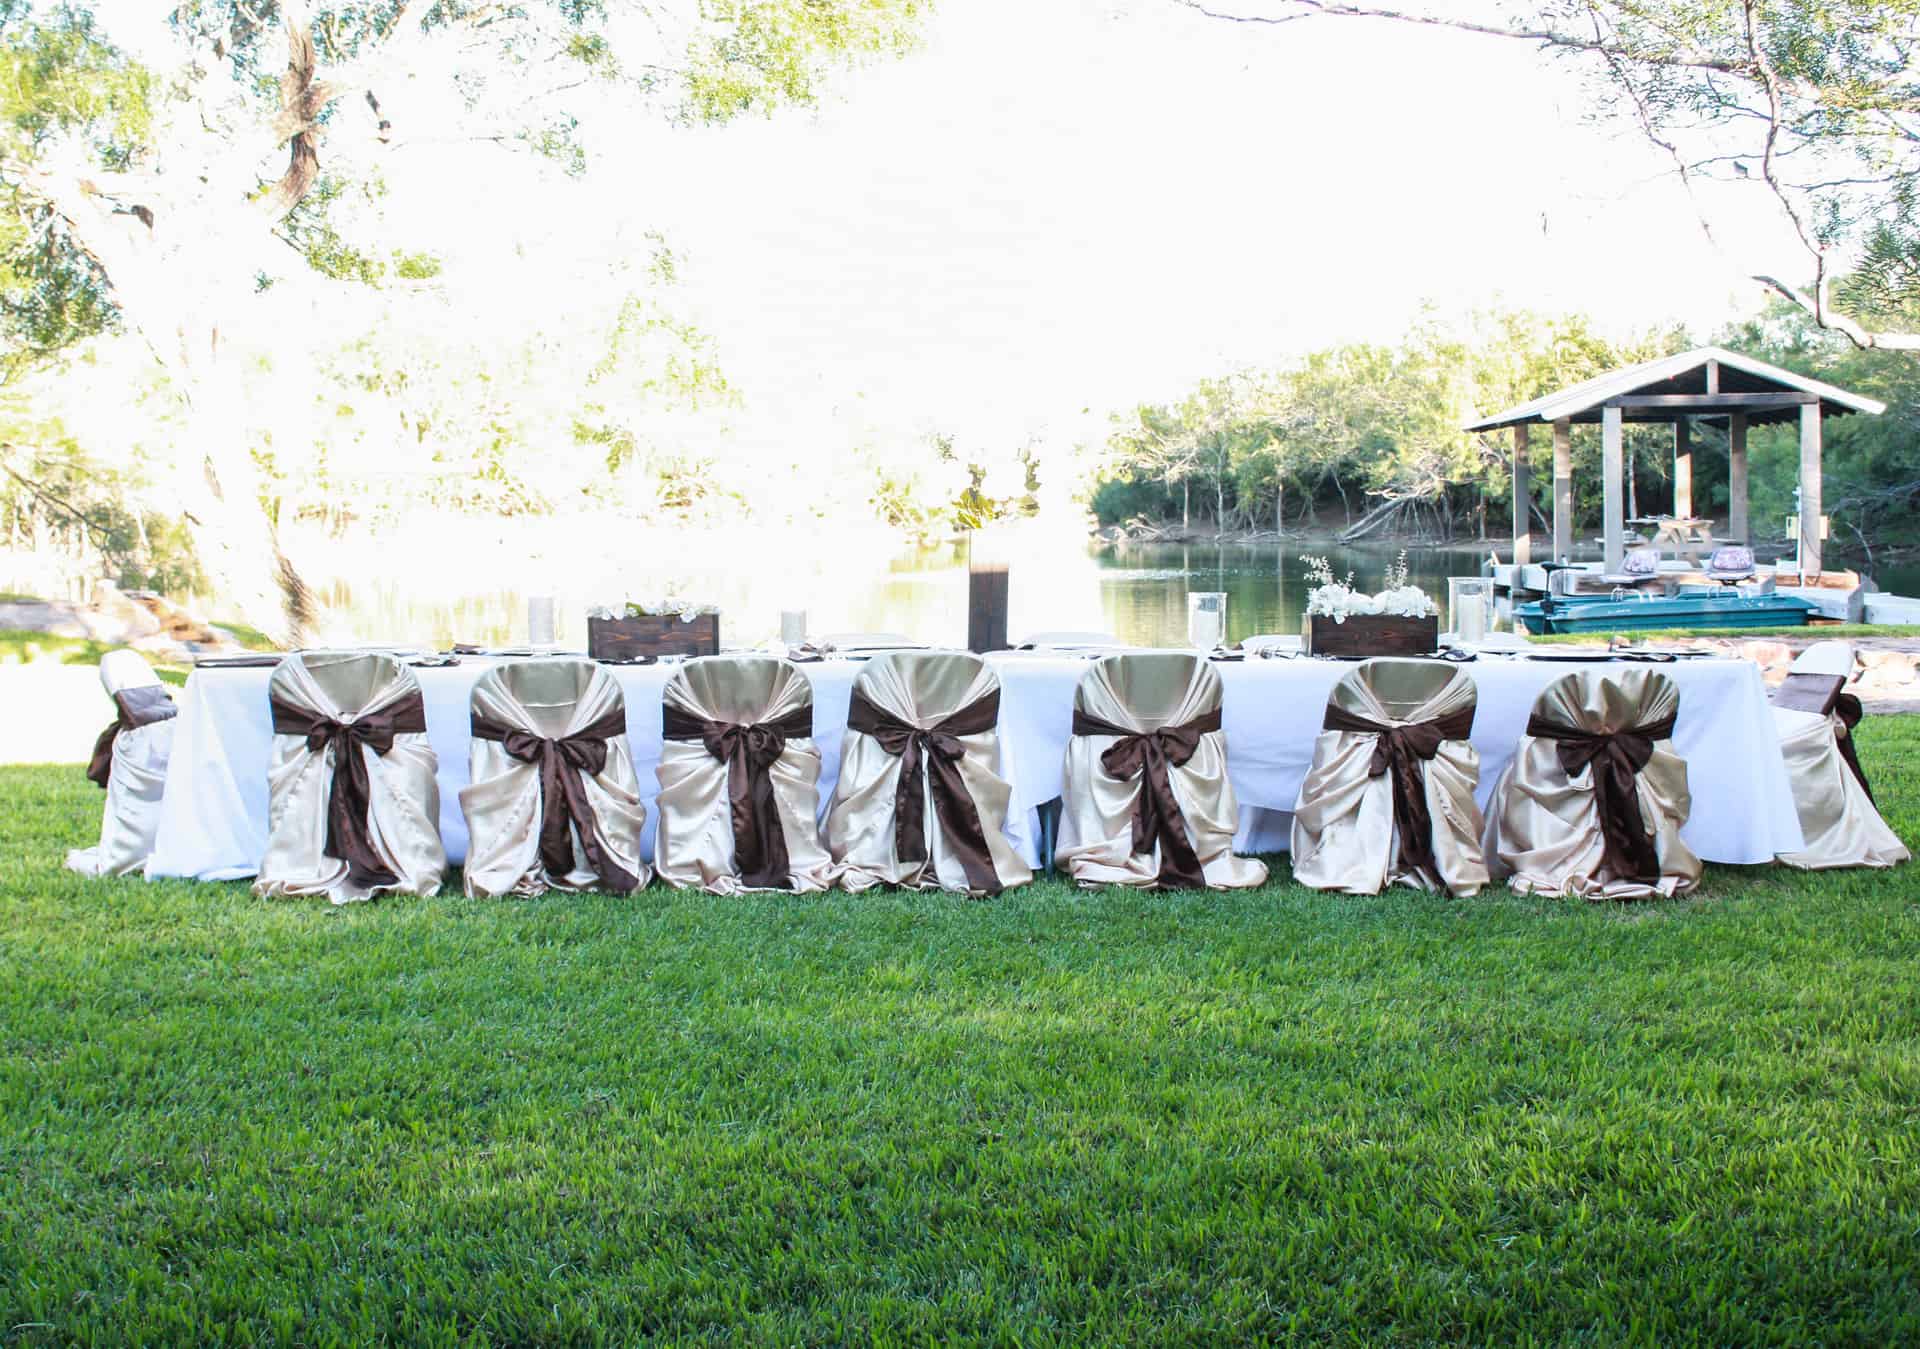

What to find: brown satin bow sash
left=472, top=705, right=639, bottom=892
left=1323, top=702, right=1475, bottom=878
left=1071, top=705, right=1221, bottom=889
left=846, top=688, right=1004, bottom=894
left=1525, top=709, right=1676, bottom=884
left=272, top=690, right=429, bottom=890
left=662, top=702, right=813, bottom=889
left=86, top=685, right=177, bottom=789
left=1832, top=693, right=1875, bottom=804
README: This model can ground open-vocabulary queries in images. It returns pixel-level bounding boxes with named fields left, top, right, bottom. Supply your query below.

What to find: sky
left=590, top=0, right=1806, bottom=457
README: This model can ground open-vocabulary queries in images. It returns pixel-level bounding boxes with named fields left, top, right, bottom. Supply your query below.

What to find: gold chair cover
left=461, top=658, right=650, bottom=897
left=1482, top=669, right=1701, bottom=899
left=826, top=650, right=1032, bottom=895
left=256, top=651, right=444, bottom=904
left=655, top=656, right=833, bottom=894
left=66, top=650, right=176, bottom=878
left=1290, top=658, right=1487, bottom=896
left=1057, top=652, right=1268, bottom=890
left=1774, top=671, right=1912, bottom=871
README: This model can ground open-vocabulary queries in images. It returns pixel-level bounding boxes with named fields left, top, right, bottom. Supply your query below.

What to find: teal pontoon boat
left=1514, top=588, right=1818, bottom=635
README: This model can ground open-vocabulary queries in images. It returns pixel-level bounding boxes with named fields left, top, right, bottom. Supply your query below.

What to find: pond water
left=312, top=526, right=1467, bottom=650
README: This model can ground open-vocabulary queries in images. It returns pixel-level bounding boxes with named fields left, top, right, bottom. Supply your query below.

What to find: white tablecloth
left=146, top=652, right=1802, bottom=881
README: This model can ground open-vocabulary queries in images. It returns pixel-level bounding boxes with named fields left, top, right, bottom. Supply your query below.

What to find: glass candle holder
left=1186, top=591, right=1227, bottom=650
left=780, top=609, right=808, bottom=646
left=528, top=595, right=558, bottom=650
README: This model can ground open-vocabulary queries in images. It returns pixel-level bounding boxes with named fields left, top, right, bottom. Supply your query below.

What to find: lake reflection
left=314, top=531, right=1469, bottom=650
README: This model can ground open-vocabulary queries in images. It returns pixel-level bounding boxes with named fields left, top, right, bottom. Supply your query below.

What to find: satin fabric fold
left=1483, top=670, right=1700, bottom=900
left=1288, top=656, right=1487, bottom=896
left=655, top=656, right=833, bottom=895
left=68, top=653, right=176, bottom=879
left=827, top=652, right=1032, bottom=896
left=271, top=690, right=428, bottom=890
left=1831, top=694, right=1875, bottom=803
left=1056, top=652, right=1267, bottom=891
left=663, top=702, right=813, bottom=889
left=1068, top=706, right=1218, bottom=889
left=1523, top=708, right=1675, bottom=885
left=1772, top=701, right=1909, bottom=870
left=256, top=652, right=445, bottom=904
left=461, top=659, right=649, bottom=898
left=86, top=685, right=177, bottom=789
left=473, top=704, right=640, bottom=892
left=848, top=688, right=1004, bottom=894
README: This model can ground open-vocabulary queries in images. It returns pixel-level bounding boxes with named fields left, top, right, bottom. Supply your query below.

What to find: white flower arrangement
left=1301, top=552, right=1437, bottom=624
left=585, top=598, right=718, bottom=625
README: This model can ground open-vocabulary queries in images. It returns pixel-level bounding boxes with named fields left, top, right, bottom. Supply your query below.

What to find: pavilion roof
left=1463, top=345, right=1886, bottom=432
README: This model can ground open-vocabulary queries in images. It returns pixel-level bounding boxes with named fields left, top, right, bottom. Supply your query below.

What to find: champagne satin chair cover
left=655, top=656, right=833, bottom=894
left=255, top=651, right=445, bottom=904
left=826, top=651, right=1032, bottom=895
left=1290, top=658, right=1487, bottom=896
left=461, top=659, right=650, bottom=897
left=66, top=650, right=177, bottom=878
left=1483, top=669, right=1701, bottom=899
left=1770, top=643, right=1908, bottom=870
left=1057, top=652, right=1268, bottom=890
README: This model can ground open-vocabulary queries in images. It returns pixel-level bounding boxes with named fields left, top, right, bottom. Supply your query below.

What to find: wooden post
left=1728, top=413, right=1748, bottom=543
left=966, top=531, right=1009, bottom=653
left=1552, top=417, right=1572, bottom=562
left=1511, top=423, right=1531, bottom=567
left=1602, top=404, right=1624, bottom=573
left=1673, top=416, right=1692, bottom=518
left=1798, top=401, right=1823, bottom=575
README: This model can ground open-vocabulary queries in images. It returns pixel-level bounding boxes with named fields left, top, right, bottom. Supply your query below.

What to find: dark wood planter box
left=1301, top=613, right=1439, bottom=658
left=588, top=612, right=720, bottom=661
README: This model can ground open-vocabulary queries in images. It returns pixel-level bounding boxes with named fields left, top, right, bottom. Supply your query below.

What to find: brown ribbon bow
left=471, top=705, right=639, bottom=893
left=86, top=685, right=177, bottom=789
left=846, top=688, right=1004, bottom=894
left=662, top=703, right=813, bottom=889
left=1323, top=702, right=1476, bottom=878
left=1525, top=709, right=1676, bottom=884
left=271, top=691, right=429, bottom=890
left=1071, top=705, right=1222, bottom=889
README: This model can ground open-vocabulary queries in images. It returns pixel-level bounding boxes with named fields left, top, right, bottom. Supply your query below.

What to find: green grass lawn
left=3, top=730, right=1919, bottom=1343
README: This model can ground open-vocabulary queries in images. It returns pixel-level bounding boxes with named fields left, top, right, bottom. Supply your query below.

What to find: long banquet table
left=145, top=650, right=1804, bottom=881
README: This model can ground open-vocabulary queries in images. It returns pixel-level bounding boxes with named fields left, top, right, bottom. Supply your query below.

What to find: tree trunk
left=1275, top=477, right=1284, bottom=536
left=1182, top=480, right=1190, bottom=531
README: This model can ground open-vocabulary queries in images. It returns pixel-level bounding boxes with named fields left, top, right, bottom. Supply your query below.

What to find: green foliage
left=679, top=0, right=929, bottom=124
left=2, top=722, right=1920, bottom=1338
left=0, top=436, right=204, bottom=592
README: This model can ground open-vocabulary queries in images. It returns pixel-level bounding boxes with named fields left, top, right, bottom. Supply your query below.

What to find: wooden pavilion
left=1465, top=346, right=1885, bottom=575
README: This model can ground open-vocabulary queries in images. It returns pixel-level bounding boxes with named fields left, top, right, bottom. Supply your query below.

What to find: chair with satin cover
left=1769, top=641, right=1908, bottom=870
left=1057, top=651, right=1268, bottom=890
left=1290, top=658, right=1487, bottom=896
left=826, top=650, right=1032, bottom=895
left=655, top=655, right=834, bottom=893
left=66, top=650, right=178, bottom=878
left=255, top=650, right=444, bottom=904
left=461, top=658, right=649, bottom=897
left=1482, top=668, right=1701, bottom=899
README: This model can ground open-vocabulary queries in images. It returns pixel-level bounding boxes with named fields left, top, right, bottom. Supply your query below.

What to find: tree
left=1178, top=0, right=1920, bottom=352
left=0, top=0, right=927, bottom=640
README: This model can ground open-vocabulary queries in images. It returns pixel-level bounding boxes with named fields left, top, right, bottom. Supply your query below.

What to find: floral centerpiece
left=586, top=594, right=722, bottom=660
left=1301, top=553, right=1440, bottom=656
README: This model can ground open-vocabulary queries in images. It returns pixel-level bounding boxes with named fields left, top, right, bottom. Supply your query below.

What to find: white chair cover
left=66, top=650, right=176, bottom=878
left=461, top=658, right=650, bottom=897
left=655, top=656, right=833, bottom=894
left=826, top=650, right=1032, bottom=895
left=1057, top=652, right=1268, bottom=890
left=1290, top=658, right=1487, bottom=896
left=1770, top=642, right=1908, bottom=870
left=255, top=651, right=444, bottom=904
left=1483, top=669, right=1701, bottom=899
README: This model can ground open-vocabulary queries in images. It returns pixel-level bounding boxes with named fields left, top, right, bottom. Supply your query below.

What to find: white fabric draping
left=66, top=650, right=175, bottom=878
left=147, top=652, right=1806, bottom=880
